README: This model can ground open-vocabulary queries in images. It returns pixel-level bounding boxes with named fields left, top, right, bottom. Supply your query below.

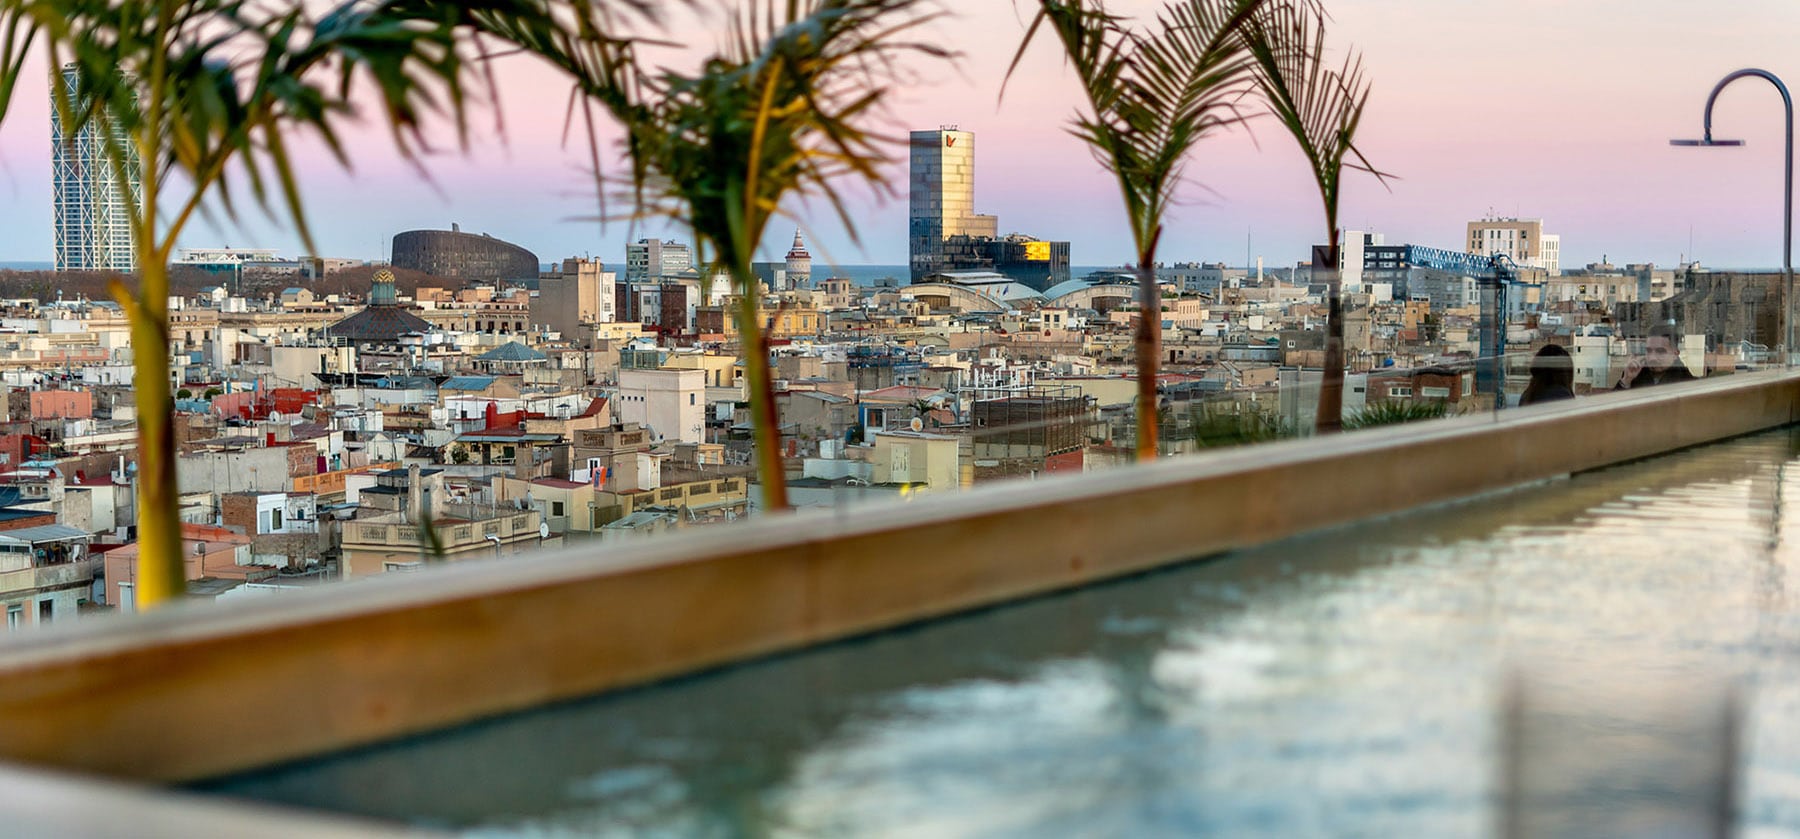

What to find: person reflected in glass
left=1617, top=324, right=1698, bottom=389
left=1520, top=344, right=1574, bottom=406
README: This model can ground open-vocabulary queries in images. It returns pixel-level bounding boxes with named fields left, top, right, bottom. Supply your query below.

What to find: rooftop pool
left=201, top=427, right=1800, bottom=837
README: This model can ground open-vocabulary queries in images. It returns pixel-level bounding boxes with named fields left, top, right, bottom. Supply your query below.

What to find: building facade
left=940, top=234, right=1071, bottom=291
left=52, top=64, right=140, bottom=273
left=909, top=128, right=996, bottom=280
left=615, top=368, right=706, bottom=444
left=534, top=257, right=616, bottom=342
left=391, top=224, right=539, bottom=281
left=909, top=128, right=1069, bottom=288
left=1466, top=216, right=1561, bottom=277
left=624, top=239, right=694, bottom=284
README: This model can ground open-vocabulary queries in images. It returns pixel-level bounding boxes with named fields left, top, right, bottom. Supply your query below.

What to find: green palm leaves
left=1015, top=0, right=1264, bottom=460
left=1020, top=0, right=1384, bottom=444
left=549, top=0, right=946, bottom=511
left=1243, top=1, right=1381, bottom=241
left=1017, top=0, right=1262, bottom=258
left=1242, top=0, right=1387, bottom=432
left=0, top=0, right=571, bottom=606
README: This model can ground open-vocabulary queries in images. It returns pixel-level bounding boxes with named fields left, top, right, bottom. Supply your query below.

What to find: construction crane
left=1397, top=245, right=1539, bottom=406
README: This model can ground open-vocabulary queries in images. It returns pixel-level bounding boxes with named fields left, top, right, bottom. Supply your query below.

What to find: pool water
left=204, top=428, right=1800, bottom=837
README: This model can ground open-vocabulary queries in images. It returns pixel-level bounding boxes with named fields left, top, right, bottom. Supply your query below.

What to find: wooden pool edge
left=0, top=371, right=1794, bottom=787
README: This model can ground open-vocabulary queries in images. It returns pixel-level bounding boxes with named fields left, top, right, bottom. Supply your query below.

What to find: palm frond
left=1010, top=0, right=1265, bottom=461
left=0, top=0, right=656, bottom=257
left=1240, top=0, right=1389, bottom=236
left=1013, top=0, right=1262, bottom=254
left=574, top=0, right=947, bottom=277
left=528, top=0, right=949, bottom=511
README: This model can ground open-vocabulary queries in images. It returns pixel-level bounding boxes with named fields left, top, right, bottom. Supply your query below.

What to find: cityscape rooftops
left=0, top=524, right=91, bottom=545
left=477, top=342, right=547, bottom=363
left=440, top=375, right=497, bottom=392
left=324, top=305, right=433, bottom=345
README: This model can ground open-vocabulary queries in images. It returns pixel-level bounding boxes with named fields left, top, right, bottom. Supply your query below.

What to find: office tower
left=51, top=63, right=140, bottom=273
left=625, top=239, right=694, bottom=284
left=909, top=127, right=997, bottom=280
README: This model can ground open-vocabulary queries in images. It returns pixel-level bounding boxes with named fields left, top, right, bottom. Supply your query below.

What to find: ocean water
left=822, top=264, right=1127, bottom=286
left=544, top=263, right=1129, bottom=287
left=0, top=261, right=52, bottom=272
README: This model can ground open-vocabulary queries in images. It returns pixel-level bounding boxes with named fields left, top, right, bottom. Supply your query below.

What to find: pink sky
left=1, top=1, right=1797, bottom=270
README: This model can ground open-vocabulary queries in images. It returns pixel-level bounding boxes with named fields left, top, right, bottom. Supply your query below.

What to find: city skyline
left=0, top=1, right=1797, bottom=270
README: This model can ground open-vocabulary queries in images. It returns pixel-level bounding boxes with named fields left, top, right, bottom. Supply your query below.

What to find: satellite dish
left=909, top=417, right=924, bottom=432
left=538, top=522, right=550, bottom=539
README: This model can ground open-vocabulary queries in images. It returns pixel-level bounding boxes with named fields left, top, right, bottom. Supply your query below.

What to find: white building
left=625, top=239, right=694, bottom=284
left=52, top=64, right=140, bottom=273
left=615, top=368, right=706, bottom=444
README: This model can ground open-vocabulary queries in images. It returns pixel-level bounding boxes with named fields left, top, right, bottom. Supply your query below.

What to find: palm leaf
left=526, top=0, right=949, bottom=511
left=0, top=0, right=658, bottom=606
left=1009, top=0, right=1264, bottom=460
left=1239, top=0, right=1389, bottom=434
left=1240, top=0, right=1389, bottom=238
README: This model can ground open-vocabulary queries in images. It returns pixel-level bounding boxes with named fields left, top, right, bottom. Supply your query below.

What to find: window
left=1390, top=386, right=1413, bottom=398
left=6, top=604, right=19, bottom=632
left=38, top=599, right=51, bottom=624
left=552, top=501, right=565, bottom=517
left=269, top=508, right=282, bottom=532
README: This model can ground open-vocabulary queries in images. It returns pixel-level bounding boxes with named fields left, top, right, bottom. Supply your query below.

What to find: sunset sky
left=0, top=1, right=1797, bottom=271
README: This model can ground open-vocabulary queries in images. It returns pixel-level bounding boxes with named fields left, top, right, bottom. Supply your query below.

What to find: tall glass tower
left=909, top=127, right=996, bottom=280
left=52, top=63, right=140, bottom=273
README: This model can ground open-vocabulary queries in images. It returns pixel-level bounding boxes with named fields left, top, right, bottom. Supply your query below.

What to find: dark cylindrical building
left=391, top=225, right=539, bottom=282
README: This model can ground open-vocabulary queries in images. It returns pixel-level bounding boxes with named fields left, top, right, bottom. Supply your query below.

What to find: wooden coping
left=0, top=371, right=1793, bottom=786
left=0, top=761, right=431, bottom=836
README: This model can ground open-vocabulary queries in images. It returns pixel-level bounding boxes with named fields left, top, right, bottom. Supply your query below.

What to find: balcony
left=0, top=557, right=97, bottom=597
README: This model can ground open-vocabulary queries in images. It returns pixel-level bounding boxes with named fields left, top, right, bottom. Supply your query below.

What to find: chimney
left=407, top=463, right=423, bottom=525
left=515, top=441, right=535, bottom=481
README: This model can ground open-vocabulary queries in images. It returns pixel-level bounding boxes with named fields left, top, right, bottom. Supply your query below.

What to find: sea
left=816, top=264, right=1125, bottom=286
left=544, top=263, right=1130, bottom=287
left=1, top=260, right=1133, bottom=284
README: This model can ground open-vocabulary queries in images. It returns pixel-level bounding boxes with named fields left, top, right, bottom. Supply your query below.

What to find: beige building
left=871, top=430, right=959, bottom=493
left=615, top=368, right=706, bottom=444
left=1466, top=216, right=1561, bottom=276
left=496, top=476, right=599, bottom=535
left=533, top=257, right=616, bottom=344
left=340, top=506, right=548, bottom=577
left=665, top=350, right=742, bottom=390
